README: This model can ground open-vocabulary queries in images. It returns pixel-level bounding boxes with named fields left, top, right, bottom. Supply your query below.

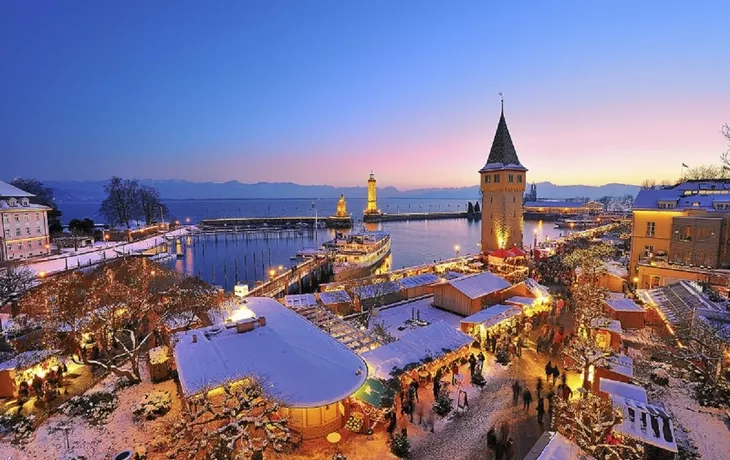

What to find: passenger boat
left=323, top=231, right=391, bottom=281
left=554, top=218, right=600, bottom=229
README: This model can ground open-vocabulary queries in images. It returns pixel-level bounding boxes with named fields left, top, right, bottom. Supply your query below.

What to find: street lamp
left=269, top=269, right=276, bottom=279
left=185, top=217, right=191, bottom=224
left=278, top=265, right=284, bottom=271
left=104, top=233, right=110, bottom=248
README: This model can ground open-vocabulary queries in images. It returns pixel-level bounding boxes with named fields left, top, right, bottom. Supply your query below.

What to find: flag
left=682, top=163, right=689, bottom=168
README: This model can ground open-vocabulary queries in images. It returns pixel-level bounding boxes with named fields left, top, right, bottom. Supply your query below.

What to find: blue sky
left=1, top=1, right=728, bottom=188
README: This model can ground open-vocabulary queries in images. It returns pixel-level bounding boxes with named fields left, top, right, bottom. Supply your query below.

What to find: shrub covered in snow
left=432, top=383, right=453, bottom=417
left=62, top=391, right=118, bottom=425
left=471, top=372, right=486, bottom=388
left=132, top=389, right=172, bottom=420
left=390, top=430, right=410, bottom=458
left=0, top=413, right=35, bottom=444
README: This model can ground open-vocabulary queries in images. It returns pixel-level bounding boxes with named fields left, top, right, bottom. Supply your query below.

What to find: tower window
left=513, top=197, right=515, bottom=203
left=494, top=174, right=500, bottom=183
left=490, top=197, right=493, bottom=203
left=508, top=174, right=514, bottom=183
left=513, top=211, right=516, bottom=217
left=517, top=175, right=523, bottom=183
left=484, top=175, right=491, bottom=184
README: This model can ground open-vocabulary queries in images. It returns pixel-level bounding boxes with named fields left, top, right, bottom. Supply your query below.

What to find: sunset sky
left=1, top=1, right=728, bottom=189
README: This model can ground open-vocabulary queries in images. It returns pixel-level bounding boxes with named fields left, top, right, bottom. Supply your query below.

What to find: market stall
left=0, top=349, right=60, bottom=398
left=459, top=304, right=523, bottom=342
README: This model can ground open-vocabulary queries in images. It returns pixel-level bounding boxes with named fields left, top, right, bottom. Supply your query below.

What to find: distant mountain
left=37, top=179, right=639, bottom=202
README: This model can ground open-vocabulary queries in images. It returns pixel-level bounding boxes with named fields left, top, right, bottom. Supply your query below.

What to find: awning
left=353, top=378, right=393, bottom=408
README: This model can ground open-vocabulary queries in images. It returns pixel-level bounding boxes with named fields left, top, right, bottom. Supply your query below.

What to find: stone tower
left=479, top=106, right=527, bottom=254
left=365, top=171, right=378, bottom=214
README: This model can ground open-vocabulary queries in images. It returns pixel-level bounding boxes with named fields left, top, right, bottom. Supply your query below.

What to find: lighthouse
left=365, top=171, right=378, bottom=215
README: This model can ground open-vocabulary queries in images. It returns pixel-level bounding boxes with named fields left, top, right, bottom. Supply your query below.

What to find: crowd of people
left=16, top=361, right=68, bottom=412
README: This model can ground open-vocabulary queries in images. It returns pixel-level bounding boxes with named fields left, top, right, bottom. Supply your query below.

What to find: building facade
left=524, top=200, right=604, bottom=216
left=365, top=172, right=378, bottom=215
left=0, top=180, right=51, bottom=262
left=630, top=180, right=730, bottom=290
left=480, top=107, right=527, bottom=253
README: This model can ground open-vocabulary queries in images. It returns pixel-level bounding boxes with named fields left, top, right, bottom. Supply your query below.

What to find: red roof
left=507, top=247, right=527, bottom=257
left=489, top=248, right=512, bottom=259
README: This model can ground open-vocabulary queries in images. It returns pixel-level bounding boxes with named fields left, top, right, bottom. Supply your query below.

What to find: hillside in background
left=36, top=179, right=639, bottom=202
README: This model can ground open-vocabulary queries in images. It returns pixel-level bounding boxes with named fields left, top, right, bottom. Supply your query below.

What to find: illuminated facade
left=335, top=194, right=348, bottom=217
left=0, top=180, right=51, bottom=261
left=365, top=172, right=378, bottom=215
left=479, top=107, right=527, bottom=253
left=630, top=180, right=730, bottom=290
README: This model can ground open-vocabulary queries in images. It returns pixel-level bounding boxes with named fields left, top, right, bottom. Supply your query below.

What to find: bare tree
left=138, top=185, right=169, bottom=225
left=353, top=279, right=398, bottom=329
left=100, top=177, right=140, bottom=228
left=0, top=265, right=35, bottom=307
left=640, top=179, right=656, bottom=190
left=553, top=391, right=643, bottom=460
left=9, top=177, right=63, bottom=233
left=720, top=123, right=730, bottom=167
left=682, top=164, right=724, bottom=181
left=166, top=378, right=292, bottom=459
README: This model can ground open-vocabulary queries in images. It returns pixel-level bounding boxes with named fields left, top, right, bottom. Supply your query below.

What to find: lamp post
left=269, top=269, right=276, bottom=280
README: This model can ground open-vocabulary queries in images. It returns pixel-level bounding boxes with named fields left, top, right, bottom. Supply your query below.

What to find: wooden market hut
left=352, top=281, right=404, bottom=311
left=598, top=377, right=647, bottom=402
left=604, top=296, right=645, bottom=329
left=459, top=304, right=523, bottom=342
left=0, top=349, right=58, bottom=398
left=432, top=271, right=511, bottom=316
left=577, top=261, right=628, bottom=293
left=396, top=273, right=441, bottom=299
left=173, top=297, right=367, bottom=440
left=590, top=317, right=623, bottom=352
left=590, top=353, right=634, bottom=394
left=317, top=290, right=353, bottom=315
left=524, top=431, right=591, bottom=460
left=284, top=293, right=318, bottom=310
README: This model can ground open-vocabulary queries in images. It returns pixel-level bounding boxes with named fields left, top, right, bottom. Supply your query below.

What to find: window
left=3, top=230, right=8, bottom=238
left=36, top=226, right=41, bottom=234
left=513, top=197, right=516, bottom=203
left=2, top=215, right=8, bottom=223
left=25, top=228, right=31, bottom=235
left=35, top=213, right=40, bottom=221
left=646, top=222, right=656, bottom=237
left=484, top=175, right=491, bottom=184
left=643, top=245, right=654, bottom=258
left=494, top=174, right=500, bottom=183
left=6, top=245, right=11, bottom=253
left=37, top=241, right=42, bottom=248
left=517, top=175, right=523, bottom=183
left=15, top=229, right=21, bottom=237
left=26, top=242, right=31, bottom=249
left=14, top=214, right=19, bottom=222
left=17, top=243, right=22, bottom=250
left=679, top=226, right=692, bottom=242
left=508, top=174, right=514, bottom=183
left=490, top=197, right=493, bottom=203
left=23, top=213, right=28, bottom=221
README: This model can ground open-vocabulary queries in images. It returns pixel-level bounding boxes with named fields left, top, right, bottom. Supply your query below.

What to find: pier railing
left=247, top=256, right=329, bottom=298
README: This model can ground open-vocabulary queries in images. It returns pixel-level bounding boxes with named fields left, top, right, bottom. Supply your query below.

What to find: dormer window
left=8, top=198, right=17, bottom=207
left=657, top=201, right=676, bottom=209
left=20, top=198, right=29, bottom=206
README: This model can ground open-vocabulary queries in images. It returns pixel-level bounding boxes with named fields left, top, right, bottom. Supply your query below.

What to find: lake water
left=58, top=199, right=566, bottom=289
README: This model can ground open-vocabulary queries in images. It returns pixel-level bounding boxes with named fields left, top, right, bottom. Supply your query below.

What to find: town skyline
left=2, top=2, right=729, bottom=188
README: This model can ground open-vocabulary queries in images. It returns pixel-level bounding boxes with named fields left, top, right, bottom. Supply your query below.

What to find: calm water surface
left=59, top=199, right=566, bottom=290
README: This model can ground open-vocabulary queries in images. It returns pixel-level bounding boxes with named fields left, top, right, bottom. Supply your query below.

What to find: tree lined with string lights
left=552, top=391, right=643, bottom=460
left=19, top=258, right=220, bottom=384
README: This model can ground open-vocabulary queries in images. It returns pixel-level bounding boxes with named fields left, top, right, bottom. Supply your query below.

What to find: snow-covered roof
left=0, top=349, right=56, bottom=371
left=590, top=317, right=623, bottom=334
left=605, top=297, right=645, bottom=313
left=360, top=321, right=472, bottom=380
left=0, top=180, right=34, bottom=198
left=605, top=262, right=629, bottom=279
left=318, top=290, right=352, bottom=306
left=504, top=296, right=537, bottom=307
left=352, top=281, right=403, bottom=299
left=523, top=278, right=551, bottom=299
left=442, top=271, right=464, bottom=280
left=446, top=271, right=511, bottom=300
left=284, top=293, right=318, bottom=310
left=638, top=281, right=724, bottom=328
left=612, top=396, right=678, bottom=452
left=599, top=378, right=647, bottom=403
left=524, top=431, right=593, bottom=460
left=600, top=353, right=633, bottom=378
left=397, top=273, right=440, bottom=289
left=369, top=297, right=463, bottom=340
left=461, top=304, right=522, bottom=328
left=173, top=297, right=367, bottom=405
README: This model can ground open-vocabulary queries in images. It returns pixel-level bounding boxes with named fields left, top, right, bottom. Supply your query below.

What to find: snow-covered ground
left=0, top=365, right=181, bottom=459
left=369, top=297, right=463, bottom=339
left=24, top=227, right=194, bottom=276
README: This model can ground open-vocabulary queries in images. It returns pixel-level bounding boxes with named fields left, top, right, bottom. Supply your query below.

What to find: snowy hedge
left=132, top=390, right=172, bottom=420
left=62, top=391, right=118, bottom=426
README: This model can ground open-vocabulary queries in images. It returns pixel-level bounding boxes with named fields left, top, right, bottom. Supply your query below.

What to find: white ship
left=323, top=231, right=391, bottom=281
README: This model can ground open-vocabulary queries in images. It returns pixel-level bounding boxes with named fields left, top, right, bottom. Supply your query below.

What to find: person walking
left=491, top=334, right=498, bottom=353
left=511, top=380, right=522, bottom=405
left=433, top=368, right=442, bottom=399
left=516, top=336, right=524, bottom=358
left=505, top=437, right=515, bottom=460
left=410, top=379, right=420, bottom=402
left=468, top=353, right=477, bottom=378
left=387, top=410, right=397, bottom=440
left=536, top=377, right=543, bottom=399
left=523, top=388, right=533, bottom=412
left=551, top=366, right=560, bottom=386
left=545, top=360, right=552, bottom=381
left=477, top=351, right=485, bottom=373
left=536, top=397, right=545, bottom=425
left=450, top=361, right=459, bottom=385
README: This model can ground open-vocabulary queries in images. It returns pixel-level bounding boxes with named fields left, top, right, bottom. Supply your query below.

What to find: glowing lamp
left=39, top=271, right=46, bottom=278
left=229, top=307, right=255, bottom=322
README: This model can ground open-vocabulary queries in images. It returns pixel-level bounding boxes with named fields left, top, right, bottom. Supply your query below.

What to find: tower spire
left=499, top=92, right=503, bottom=114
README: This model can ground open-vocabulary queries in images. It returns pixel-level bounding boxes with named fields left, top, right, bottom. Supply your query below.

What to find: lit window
left=14, top=214, right=19, bottom=222
left=24, top=213, right=28, bottom=221
left=36, top=226, right=41, bottom=234
left=35, top=213, right=40, bottom=221
left=646, top=222, right=656, bottom=237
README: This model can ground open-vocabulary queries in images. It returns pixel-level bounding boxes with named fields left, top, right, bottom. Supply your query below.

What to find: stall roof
left=352, top=281, right=403, bottom=300
left=360, top=321, right=472, bottom=380
left=590, top=317, right=623, bottom=334
left=0, top=349, right=57, bottom=371
left=523, top=278, right=551, bottom=299
left=612, top=397, right=678, bottom=453
left=447, top=272, right=511, bottom=300
left=601, top=353, right=634, bottom=378
left=524, top=431, right=593, bottom=460
left=370, top=297, right=463, bottom=340
left=605, top=297, right=645, bottom=313
left=173, top=297, right=367, bottom=405
left=461, top=304, right=522, bottom=329
left=284, top=293, right=318, bottom=310
left=638, top=281, right=724, bottom=328
left=504, top=296, right=537, bottom=307
left=599, top=378, right=647, bottom=403
left=397, top=273, right=441, bottom=289
left=353, top=378, right=391, bottom=409
left=442, top=271, right=464, bottom=280
left=318, top=290, right=352, bottom=306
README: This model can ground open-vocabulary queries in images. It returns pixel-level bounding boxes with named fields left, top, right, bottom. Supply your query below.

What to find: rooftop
left=173, top=297, right=367, bottom=405
left=612, top=396, right=677, bottom=453
left=396, top=273, right=441, bottom=289
left=284, top=293, right=318, bottom=310
left=479, top=109, right=526, bottom=173
left=599, top=377, right=647, bottom=403
left=360, top=321, right=472, bottom=380
left=633, top=180, right=730, bottom=211
left=0, top=180, right=34, bottom=198
left=638, top=281, right=725, bottom=328
left=605, top=297, right=645, bottom=313
left=369, top=297, right=463, bottom=340
left=461, top=304, right=522, bottom=328
left=352, top=280, right=403, bottom=299
left=524, top=431, right=593, bottom=460
left=318, top=289, right=352, bottom=306
left=446, top=271, right=511, bottom=300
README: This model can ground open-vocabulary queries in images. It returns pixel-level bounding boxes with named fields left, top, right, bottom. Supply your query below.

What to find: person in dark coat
left=536, top=397, right=545, bottom=424
left=511, top=380, right=522, bottom=405
left=523, top=388, right=533, bottom=411
left=468, top=353, right=477, bottom=377
left=387, top=410, right=397, bottom=439
left=476, top=352, right=485, bottom=372
left=536, top=377, right=543, bottom=399
left=505, top=437, right=515, bottom=460
left=545, top=360, right=552, bottom=381
left=409, top=379, right=419, bottom=402
left=551, top=366, right=560, bottom=386
left=32, top=374, right=43, bottom=397
left=490, top=334, right=498, bottom=353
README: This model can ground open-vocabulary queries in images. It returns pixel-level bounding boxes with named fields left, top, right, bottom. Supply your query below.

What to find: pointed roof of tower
left=479, top=107, right=527, bottom=172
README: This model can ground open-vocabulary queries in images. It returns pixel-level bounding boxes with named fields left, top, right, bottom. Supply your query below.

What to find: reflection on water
left=161, top=218, right=567, bottom=291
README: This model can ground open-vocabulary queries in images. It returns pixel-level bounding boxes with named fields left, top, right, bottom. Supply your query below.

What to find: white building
left=0, top=180, right=51, bottom=261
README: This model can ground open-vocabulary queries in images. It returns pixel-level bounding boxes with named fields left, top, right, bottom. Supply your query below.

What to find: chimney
left=192, top=334, right=197, bottom=343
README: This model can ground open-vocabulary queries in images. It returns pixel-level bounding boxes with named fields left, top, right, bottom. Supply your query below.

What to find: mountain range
left=36, top=180, right=640, bottom=202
